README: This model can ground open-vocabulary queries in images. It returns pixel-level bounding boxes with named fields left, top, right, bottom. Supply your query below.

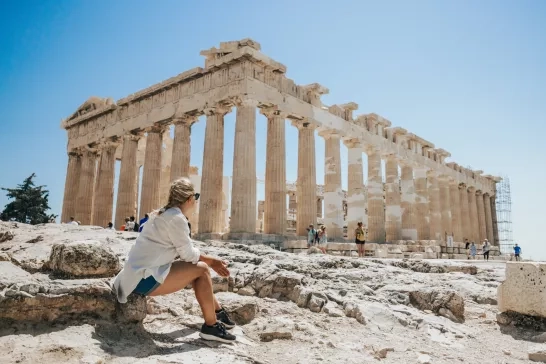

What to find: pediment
left=67, top=96, right=114, bottom=121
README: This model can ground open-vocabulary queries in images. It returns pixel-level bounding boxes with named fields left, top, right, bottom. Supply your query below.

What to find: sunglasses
left=194, top=193, right=200, bottom=201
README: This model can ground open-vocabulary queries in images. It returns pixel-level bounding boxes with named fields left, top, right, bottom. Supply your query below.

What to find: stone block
left=498, top=262, right=546, bottom=318
left=283, top=241, right=308, bottom=249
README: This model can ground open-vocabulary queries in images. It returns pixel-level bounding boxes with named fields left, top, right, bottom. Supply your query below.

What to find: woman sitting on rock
left=112, top=177, right=236, bottom=343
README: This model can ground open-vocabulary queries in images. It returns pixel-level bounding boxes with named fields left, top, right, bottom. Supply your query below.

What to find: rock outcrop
left=48, top=240, right=121, bottom=277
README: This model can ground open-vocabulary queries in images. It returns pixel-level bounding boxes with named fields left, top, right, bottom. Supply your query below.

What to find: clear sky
left=1, top=0, right=544, bottom=260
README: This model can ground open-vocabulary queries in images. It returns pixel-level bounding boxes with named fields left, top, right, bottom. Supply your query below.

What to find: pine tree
left=0, top=173, right=57, bottom=224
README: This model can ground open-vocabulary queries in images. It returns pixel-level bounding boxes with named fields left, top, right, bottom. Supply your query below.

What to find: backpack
left=315, top=230, right=319, bottom=242
left=133, top=222, right=139, bottom=232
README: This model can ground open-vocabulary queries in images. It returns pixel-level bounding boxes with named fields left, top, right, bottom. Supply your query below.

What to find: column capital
left=145, top=124, right=168, bottom=134
left=291, top=119, right=318, bottom=130
left=260, top=106, right=288, bottom=119
left=426, top=169, right=438, bottom=178
left=342, top=138, right=362, bottom=149
left=123, top=132, right=144, bottom=142
left=81, top=146, right=99, bottom=157
left=96, top=137, right=121, bottom=150
left=475, top=189, right=483, bottom=196
left=204, top=104, right=232, bottom=116
left=68, top=148, right=82, bottom=157
left=363, top=144, right=379, bottom=155
left=230, top=96, right=259, bottom=108
left=467, top=185, right=476, bottom=193
left=173, top=114, right=198, bottom=126
left=317, top=128, right=341, bottom=139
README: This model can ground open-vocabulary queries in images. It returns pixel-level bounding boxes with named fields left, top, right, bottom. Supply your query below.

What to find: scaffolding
left=496, top=176, right=514, bottom=255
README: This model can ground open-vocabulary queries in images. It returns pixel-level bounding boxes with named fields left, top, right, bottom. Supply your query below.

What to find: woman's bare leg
left=149, top=261, right=216, bottom=325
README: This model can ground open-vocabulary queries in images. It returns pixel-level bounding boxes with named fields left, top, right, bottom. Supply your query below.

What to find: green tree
left=1, top=173, right=57, bottom=224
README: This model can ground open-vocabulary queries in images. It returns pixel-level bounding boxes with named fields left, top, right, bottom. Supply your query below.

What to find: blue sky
left=1, top=0, right=545, bottom=260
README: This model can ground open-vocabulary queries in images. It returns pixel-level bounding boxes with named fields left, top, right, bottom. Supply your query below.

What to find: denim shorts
left=133, top=275, right=161, bottom=296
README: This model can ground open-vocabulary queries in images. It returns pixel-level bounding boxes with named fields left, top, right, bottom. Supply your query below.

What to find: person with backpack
left=355, top=222, right=366, bottom=257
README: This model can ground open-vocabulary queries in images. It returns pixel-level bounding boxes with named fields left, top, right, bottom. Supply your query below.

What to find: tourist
left=465, top=239, right=470, bottom=259
left=318, top=225, right=328, bottom=254
left=470, top=242, right=477, bottom=259
left=307, top=224, right=316, bottom=248
left=107, top=222, right=115, bottom=230
left=130, top=216, right=139, bottom=232
left=67, top=217, right=78, bottom=226
left=125, top=217, right=135, bottom=231
left=514, top=244, right=522, bottom=261
left=139, top=213, right=149, bottom=232
left=355, top=222, right=366, bottom=257
left=112, top=177, right=236, bottom=343
left=482, top=239, right=490, bottom=261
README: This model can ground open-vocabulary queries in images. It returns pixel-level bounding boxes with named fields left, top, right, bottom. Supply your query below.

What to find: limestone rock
left=498, top=262, right=546, bottom=318
left=217, top=292, right=259, bottom=325
left=0, top=274, right=146, bottom=323
left=529, top=345, right=546, bottom=362
left=532, top=333, right=546, bottom=343
left=238, top=285, right=256, bottom=296
left=409, top=289, right=465, bottom=323
left=323, top=301, right=344, bottom=317
left=308, top=293, right=326, bottom=313
left=418, top=354, right=432, bottom=363
left=48, top=240, right=121, bottom=277
left=259, top=319, right=294, bottom=342
left=0, top=229, right=14, bottom=243
left=211, top=274, right=229, bottom=293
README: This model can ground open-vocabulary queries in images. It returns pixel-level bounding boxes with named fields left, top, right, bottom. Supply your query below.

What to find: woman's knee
left=196, top=261, right=210, bottom=275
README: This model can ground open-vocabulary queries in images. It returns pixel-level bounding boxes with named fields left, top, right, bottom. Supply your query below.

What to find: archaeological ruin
left=60, top=38, right=501, bottom=258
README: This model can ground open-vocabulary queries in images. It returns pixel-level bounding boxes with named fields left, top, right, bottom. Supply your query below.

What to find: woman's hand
left=209, top=258, right=230, bottom=277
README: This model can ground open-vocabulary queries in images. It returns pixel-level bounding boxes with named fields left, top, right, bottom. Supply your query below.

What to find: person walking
left=514, top=244, right=522, bottom=261
left=318, top=225, right=328, bottom=254
left=355, top=222, right=366, bottom=257
left=470, top=242, right=477, bottom=260
left=482, top=239, right=491, bottom=261
left=307, top=224, right=316, bottom=248
left=112, top=177, right=236, bottom=343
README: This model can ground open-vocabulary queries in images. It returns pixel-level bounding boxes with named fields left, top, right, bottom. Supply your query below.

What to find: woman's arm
left=199, top=254, right=230, bottom=277
left=165, top=215, right=201, bottom=264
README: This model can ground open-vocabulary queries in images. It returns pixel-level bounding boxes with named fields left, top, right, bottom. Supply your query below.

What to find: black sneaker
left=199, top=322, right=236, bottom=343
left=216, top=308, right=236, bottom=329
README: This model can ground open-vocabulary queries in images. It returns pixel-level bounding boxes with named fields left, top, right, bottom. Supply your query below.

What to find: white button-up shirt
left=112, top=207, right=200, bottom=303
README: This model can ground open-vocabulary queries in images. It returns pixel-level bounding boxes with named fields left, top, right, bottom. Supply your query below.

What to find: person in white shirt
left=67, top=217, right=78, bottom=225
left=112, top=177, right=236, bottom=343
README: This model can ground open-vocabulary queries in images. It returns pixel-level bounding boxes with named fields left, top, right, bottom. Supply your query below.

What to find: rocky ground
left=0, top=221, right=544, bottom=363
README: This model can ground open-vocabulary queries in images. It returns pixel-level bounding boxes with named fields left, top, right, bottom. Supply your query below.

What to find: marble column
left=321, top=131, right=344, bottom=239
left=414, top=168, right=429, bottom=240
left=366, top=147, right=385, bottom=243
left=491, top=195, right=499, bottom=245
left=92, top=140, right=118, bottom=227
left=476, top=190, right=487, bottom=242
left=345, top=139, right=366, bottom=240
left=139, top=126, right=166, bottom=218
left=294, top=120, right=317, bottom=236
left=230, top=99, right=257, bottom=234
left=199, top=105, right=230, bottom=234
left=439, top=176, right=452, bottom=239
left=400, top=163, right=417, bottom=240
left=385, top=155, right=401, bottom=241
left=316, top=198, right=323, bottom=218
left=467, top=186, right=479, bottom=243
left=459, top=184, right=471, bottom=242
left=61, top=150, right=82, bottom=223
left=75, top=148, right=98, bottom=225
left=484, top=193, right=494, bottom=244
left=262, top=108, right=286, bottom=235
left=449, top=181, right=462, bottom=242
left=170, top=116, right=197, bottom=181
left=427, top=171, right=442, bottom=240
left=115, top=134, right=141, bottom=229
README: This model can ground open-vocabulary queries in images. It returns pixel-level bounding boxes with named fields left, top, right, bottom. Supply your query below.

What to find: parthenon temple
left=60, top=39, right=501, bottom=256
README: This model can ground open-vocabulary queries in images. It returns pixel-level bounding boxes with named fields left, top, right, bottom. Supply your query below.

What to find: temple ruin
left=60, top=38, right=501, bottom=257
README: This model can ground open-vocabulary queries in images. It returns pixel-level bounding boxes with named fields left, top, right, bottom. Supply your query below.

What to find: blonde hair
left=155, top=177, right=195, bottom=216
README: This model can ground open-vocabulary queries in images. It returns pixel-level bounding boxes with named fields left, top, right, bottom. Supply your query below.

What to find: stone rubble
left=0, top=222, right=543, bottom=364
